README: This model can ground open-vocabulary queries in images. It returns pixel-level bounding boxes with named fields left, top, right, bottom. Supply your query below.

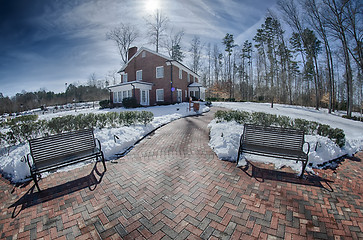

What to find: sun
left=145, top=0, right=160, bottom=12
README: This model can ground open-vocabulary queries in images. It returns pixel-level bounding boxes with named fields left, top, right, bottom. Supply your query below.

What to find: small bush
left=342, top=115, right=363, bottom=122
left=99, top=100, right=110, bottom=109
left=124, top=111, right=138, bottom=126
left=138, top=111, right=154, bottom=125
left=122, top=97, right=139, bottom=108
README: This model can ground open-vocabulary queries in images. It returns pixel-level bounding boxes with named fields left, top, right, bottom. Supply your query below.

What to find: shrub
left=96, top=114, right=108, bottom=129
left=122, top=97, right=138, bottom=108
left=124, top=111, right=138, bottom=126
left=99, top=100, right=110, bottom=109
left=106, top=112, right=118, bottom=128
left=342, top=115, right=363, bottom=122
left=138, top=111, right=154, bottom=126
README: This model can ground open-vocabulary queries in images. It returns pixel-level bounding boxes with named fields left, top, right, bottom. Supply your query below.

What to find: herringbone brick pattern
left=1, top=107, right=362, bottom=239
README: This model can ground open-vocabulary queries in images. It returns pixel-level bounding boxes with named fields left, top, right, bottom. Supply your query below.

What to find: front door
left=140, top=90, right=149, bottom=106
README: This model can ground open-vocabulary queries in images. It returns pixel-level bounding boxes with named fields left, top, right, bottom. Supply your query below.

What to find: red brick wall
left=123, top=49, right=199, bottom=105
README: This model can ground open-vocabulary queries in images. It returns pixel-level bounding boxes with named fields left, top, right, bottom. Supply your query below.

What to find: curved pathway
left=1, top=107, right=363, bottom=239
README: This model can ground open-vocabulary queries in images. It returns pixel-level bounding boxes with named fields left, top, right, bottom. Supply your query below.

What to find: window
left=179, top=69, right=182, bottom=79
left=122, top=73, right=128, bottom=83
left=185, top=90, right=187, bottom=99
left=136, top=70, right=142, bottom=81
left=177, top=89, right=182, bottom=102
left=187, top=73, right=190, bottom=82
left=123, top=91, right=127, bottom=99
left=156, top=89, right=164, bottom=102
left=128, top=90, right=132, bottom=97
left=117, top=92, right=122, bottom=103
left=156, top=66, right=164, bottom=78
left=142, top=51, right=146, bottom=58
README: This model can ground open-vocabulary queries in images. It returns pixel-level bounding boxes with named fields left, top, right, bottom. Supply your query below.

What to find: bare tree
left=163, top=28, right=185, bottom=61
left=106, top=23, right=139, bottom=64
left=189, top=36, right=204, bottom=74
left=323, top=0, right=354, bottom=117
left=145, top=10, right=168, bottom=53
left=345, top=0, right=363, bottom=73
left=88, top=73, right=97, bottom=87
left=304, top=0, right=335, bottom=113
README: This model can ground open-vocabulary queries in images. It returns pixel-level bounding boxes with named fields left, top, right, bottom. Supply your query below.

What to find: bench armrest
left=95, top=138, right=102, bottom=151
left=303, top=141, right=310, bottom=155
left=22, top=153, right=34, bottom=170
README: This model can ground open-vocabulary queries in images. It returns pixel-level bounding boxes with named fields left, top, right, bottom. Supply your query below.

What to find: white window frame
left=136, top=70, right=142, bottom=81
left=122, top=73, right=128, bottom=83
left=156, top=89, right=164, bottom=102
left=187, top=73, right=190, bottom=82
left=128, top=90, right=132, bottom=97
left=177, top=89, right=182, bottom=102
left=156, top=66, right=164, bottom=78
left=142, top=51, right=146, bottom=58
left=123, top=91, right=127, bottom=99
left=117, top=92, right=122, bottom=103
left=179, top=69, right=182, bottom=79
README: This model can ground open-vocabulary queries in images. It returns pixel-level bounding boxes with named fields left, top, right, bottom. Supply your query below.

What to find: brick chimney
left=128, top=47, right=138, bottom=61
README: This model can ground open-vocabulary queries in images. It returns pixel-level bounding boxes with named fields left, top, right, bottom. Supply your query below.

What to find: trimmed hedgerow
left=215, top=110, right=345, bottom=147
left=0, top=111, right=154, bottom=147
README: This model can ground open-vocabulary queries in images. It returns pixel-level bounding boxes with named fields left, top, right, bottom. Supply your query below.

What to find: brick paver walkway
left=1, top=107, right=363, bottom=239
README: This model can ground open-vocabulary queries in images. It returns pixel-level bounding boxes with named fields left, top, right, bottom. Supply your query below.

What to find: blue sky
left=0, top=0, right=277, bottom=97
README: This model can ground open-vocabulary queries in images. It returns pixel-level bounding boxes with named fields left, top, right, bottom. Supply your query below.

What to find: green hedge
left=215, top=110, right=346, bottom=147
left=0, top=111, right=154, bottom=146
left=342, top=115, right=363, bottom=122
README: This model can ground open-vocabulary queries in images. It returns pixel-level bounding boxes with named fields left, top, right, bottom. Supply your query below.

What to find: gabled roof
left=108, top=80, right=153, bottom=89
left=118, top=47, right=200, bottom=77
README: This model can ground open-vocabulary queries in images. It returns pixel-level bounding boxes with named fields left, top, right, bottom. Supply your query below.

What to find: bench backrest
left=242, top=124, right=304, bottom=151
left=29, top=129, right=96, bottom=164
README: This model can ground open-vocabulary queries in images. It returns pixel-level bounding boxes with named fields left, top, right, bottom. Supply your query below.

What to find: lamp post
left=65, top=82, right=68, bottom=106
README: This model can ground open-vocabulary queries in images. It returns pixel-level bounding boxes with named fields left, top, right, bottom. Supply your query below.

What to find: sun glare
left=145, top=0, right=160, bottom=12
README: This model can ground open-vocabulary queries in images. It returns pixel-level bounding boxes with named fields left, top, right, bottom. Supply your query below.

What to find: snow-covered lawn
left=0, top=103, right=209, bottom=183
left=209, top=102, right=363, bottom=175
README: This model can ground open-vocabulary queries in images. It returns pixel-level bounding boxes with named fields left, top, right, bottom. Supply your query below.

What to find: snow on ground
left=0, top=103, right=209, bottom=183
left=209, top=102, right=363, bottom=176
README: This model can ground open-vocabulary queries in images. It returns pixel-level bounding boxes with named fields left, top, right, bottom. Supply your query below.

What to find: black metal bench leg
left=100, top=152, right=106, bottom=171
left=31, top=172, right=41, bottom=192
left=300, top=159, right=308, bottom=178
left=236, top=146, right=242, bottom=166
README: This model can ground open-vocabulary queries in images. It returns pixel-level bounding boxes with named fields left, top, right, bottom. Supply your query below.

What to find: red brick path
left=1, top=108, right=362, bottom=239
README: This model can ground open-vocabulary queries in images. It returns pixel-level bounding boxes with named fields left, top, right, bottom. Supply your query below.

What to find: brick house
left=108, top=47, right=205, bottom=107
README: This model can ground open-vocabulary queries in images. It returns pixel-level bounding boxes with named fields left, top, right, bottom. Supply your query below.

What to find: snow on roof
left=108, top=80, right=153, bottom=89
left=188, top=82, right=204, bottom=87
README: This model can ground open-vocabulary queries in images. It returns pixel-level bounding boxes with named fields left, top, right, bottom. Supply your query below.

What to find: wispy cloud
left=0, top=0, right=276, bottom=97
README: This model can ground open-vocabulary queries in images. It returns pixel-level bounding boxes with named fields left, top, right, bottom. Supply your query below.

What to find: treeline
left=111, top=0, right=362, bottom=117
left=0, top=84, right=109, bottom=115
left=200, top=0, right=362, bottom=117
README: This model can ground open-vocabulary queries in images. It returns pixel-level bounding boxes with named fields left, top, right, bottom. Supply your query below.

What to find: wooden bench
left=237, top=124, right=310, bottom=178
left=26, top=129, right=106, bottom=191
